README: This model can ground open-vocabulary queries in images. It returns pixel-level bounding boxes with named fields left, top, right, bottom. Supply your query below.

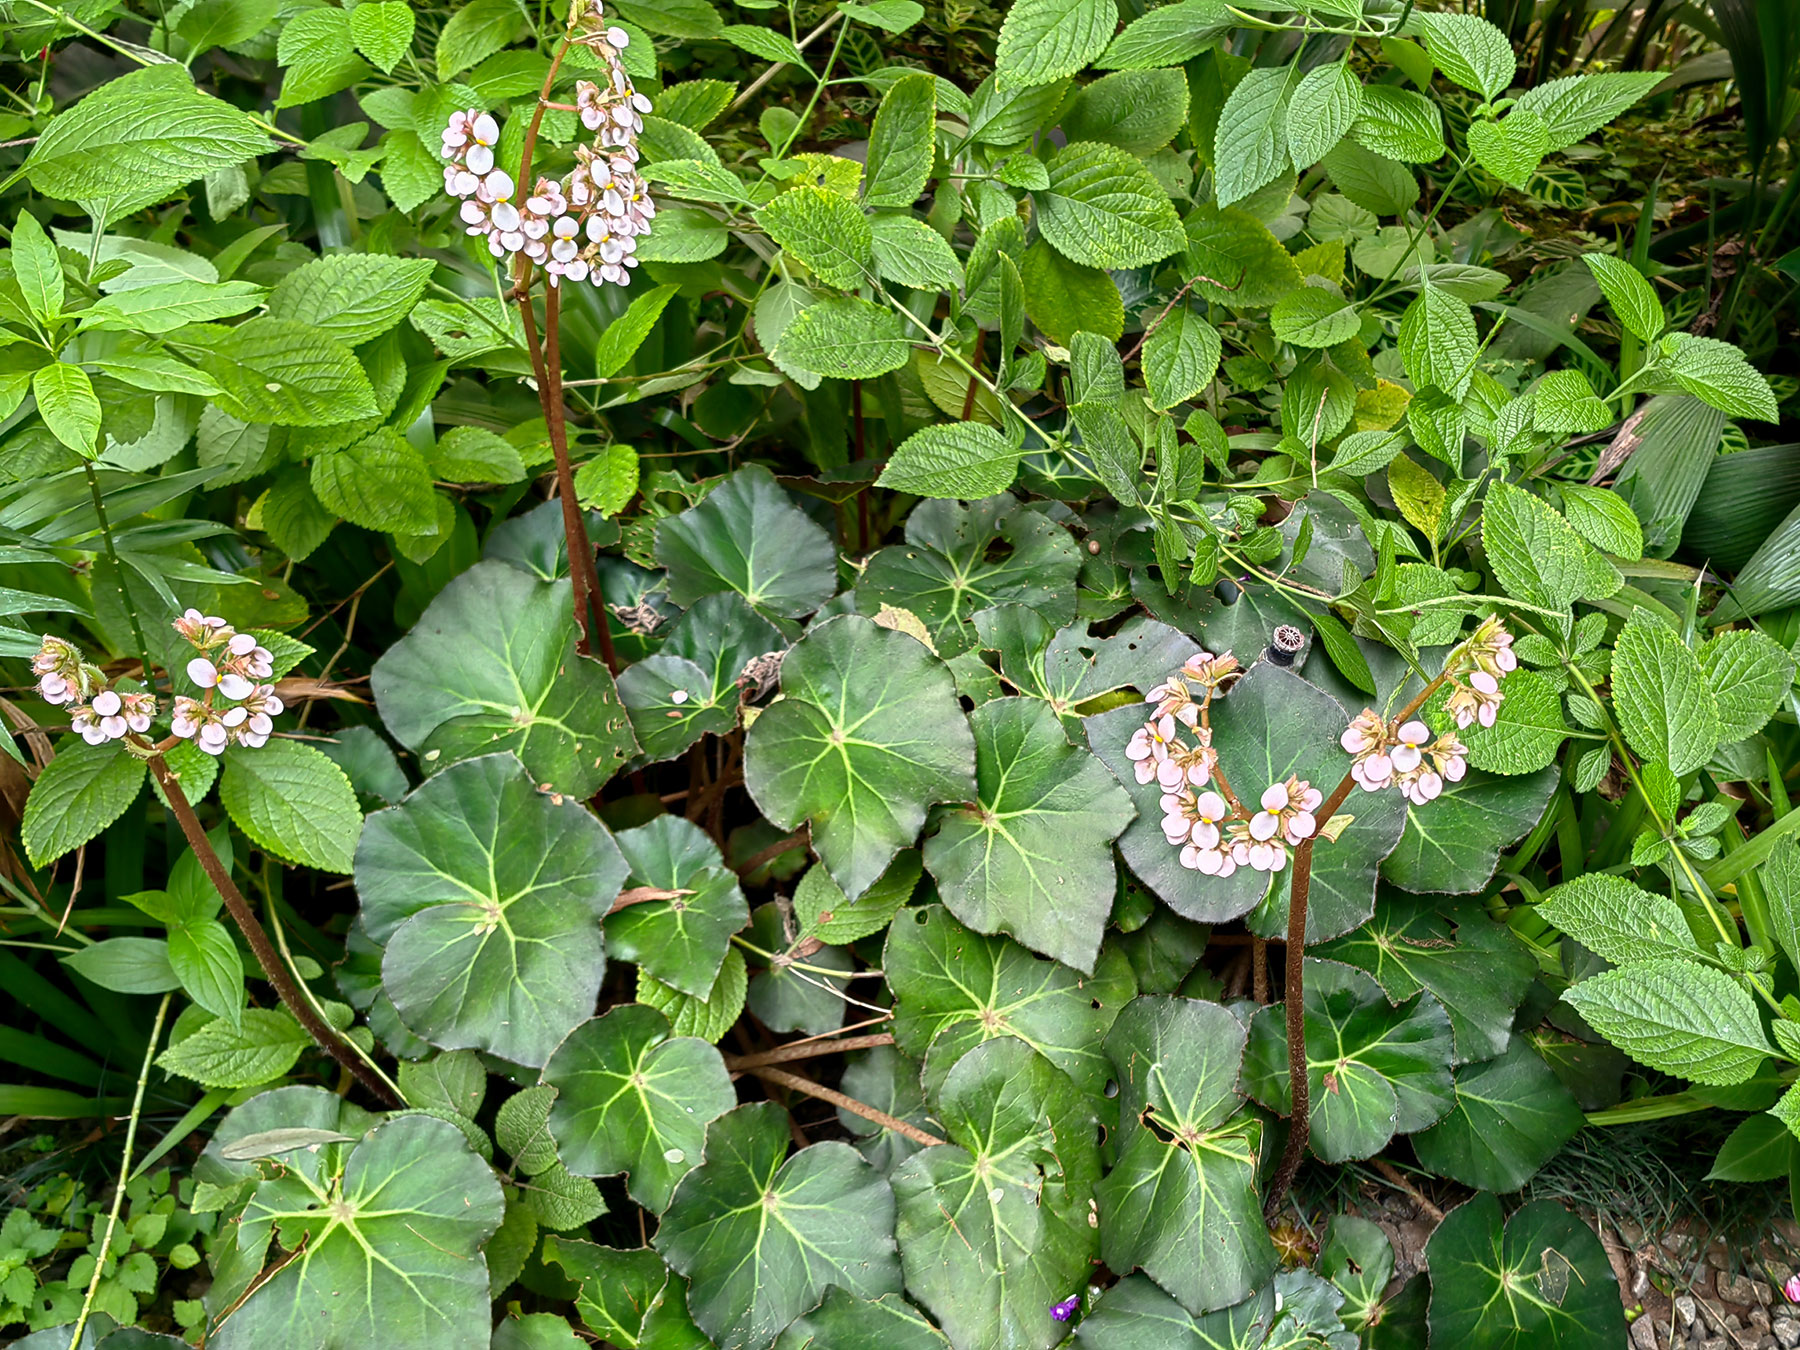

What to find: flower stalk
left=441, top=0, right=661, bottom=673
left=144, top=756, right=401, bottom=1107
left=1127, top=622, right=1518, bottom=1216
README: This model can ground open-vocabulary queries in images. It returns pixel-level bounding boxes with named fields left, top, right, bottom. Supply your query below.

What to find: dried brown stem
left=746, top=1065, right=944, bottom=1147
left=608, top=885, right=694, bottom=915
left=145, top=755, right=402, bottom=1107
left=725, top=1033, right=895, bottom=1071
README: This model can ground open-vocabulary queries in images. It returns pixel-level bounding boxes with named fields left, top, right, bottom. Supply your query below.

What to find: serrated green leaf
left=877, top=421, right=1022, bottom=499
left=865, top=72, right=936, bottom=208
left=1611, top=610, right=1719, bottom=775
left=22, top=738, right=147, bottom=867
left=1214, top=67, right=1291, bottom=207
left=1515, top=71, right=1663, bottom=153
left=23, top=66, right=273, bottom=207
left=1699, top=628, right=1796, bottom=743
left=157, top=1009, right=309, bottom=1089
left=267, top=253, right=436, bottom=346
left=220, top=739, right=362, bottom=874
left=868, top=213, right=964, bottom=290
left=1563, top=957, right=1773, bottom=1085
left=32, top=362, right=101, bottom=454
left=311, top=428, right=440, bottom=535
left=1583, top=253, right=1663, bottom=343
left=772, top=296, right=910, bottom=379
left=1036, top=141, right=1185, bottom=270
left=995, top=0, right=1117, bottom=90
left=1286, top=61, right=1361, bottom=170
left=755, top=186, right=873, bottom=289
left=1142, top=306, right=1222, bottom=409
left=1537, top=874, right=1699, bottom=965
left=1419, top=14, right=1515, bottom=102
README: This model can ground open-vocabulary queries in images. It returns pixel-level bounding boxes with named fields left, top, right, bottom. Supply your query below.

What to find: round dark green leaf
left=1424, top=1194, right=1626, bottom=1349
left=1075, top=1277, right=1278, bottom=1349
left=606, top=814, right=748, bottom=998
left=1094, top=995, right=1276, bottom=1316
left=1315, top=893, right=1536, bottom=1065
left=1241, top=959, right=1454, bottom=1162
left=1380, top=765, right=1558, bottom=894
left=620, top=592, right=787, bottom=764
left=892, top=1038, right=1099, bottom=1350
left=838, top=1044, right=940, bottom=1174
left=543, top=1003, right=737, bottom=1213
left=856, top=496, right=1083, bottom=657
left=207, top=1111, right=503, bottom=1350
left=774, top=1288, right=950, bottom=1349
left=1409, top=1034, right=1584, bottom=1191
left=654, top=464, right=838, bottom=618
left=924, top=697, right=1135, bottom=974
left=744, top=614, right=977, bottom=900
left=371, top=560, right=638, bottom=797
left=885, top=905, right=1136, bottom=1098
left=354, top=753, right=628, bottom=1067
left=741, top=900, right=849, bottom=1034
left=655, top=1101, right=903, bottom=1350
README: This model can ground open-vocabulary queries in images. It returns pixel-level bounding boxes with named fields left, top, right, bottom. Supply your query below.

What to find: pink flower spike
left=1784, top=1275, right=1800, bottom=1304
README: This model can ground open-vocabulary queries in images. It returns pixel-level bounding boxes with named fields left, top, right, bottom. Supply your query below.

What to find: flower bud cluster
left=33, top=635, right=157, bottom=745
left=32, top=635, right=104, bottom=707
left=170, top=609, right=283, bottom=756
left=439, top=0, right=654, bottom=288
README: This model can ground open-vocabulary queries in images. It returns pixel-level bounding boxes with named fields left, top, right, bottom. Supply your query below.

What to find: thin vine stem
left=67, top=992, right=171, bottom=1350
left=83, top=462, right=155, bottom=686
left=143, top=752, right=403, bottom=1107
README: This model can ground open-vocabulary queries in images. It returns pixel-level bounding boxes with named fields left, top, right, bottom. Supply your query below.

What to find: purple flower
left=1784, top=1274, right=1800, bottom=1304
left=1050, top=1295, right=1079, bottom=1323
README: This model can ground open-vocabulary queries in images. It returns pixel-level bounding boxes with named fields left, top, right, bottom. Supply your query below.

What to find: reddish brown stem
left=1263, top=659, right=1468, bottom=1211
left=510, top=35, right=620, bottom=674
left=145, top=755, right=402, bottom=1107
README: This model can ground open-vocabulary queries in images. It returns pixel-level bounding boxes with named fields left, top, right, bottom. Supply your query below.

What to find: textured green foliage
left=354, top=754, right=627, bottom=1065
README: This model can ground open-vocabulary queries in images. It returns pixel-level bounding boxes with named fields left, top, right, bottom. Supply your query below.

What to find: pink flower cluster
left=33, top=635, right=156, bottom=746
left=1130, top=648, right=1326, bottom=877
left=440, top=0, right=654, bottom=288
left=1341, top=713, right=1467, bottom=806
left=170, top=609, right=283, bottom=756
left=1339, top=617, right=1516, bottom=805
